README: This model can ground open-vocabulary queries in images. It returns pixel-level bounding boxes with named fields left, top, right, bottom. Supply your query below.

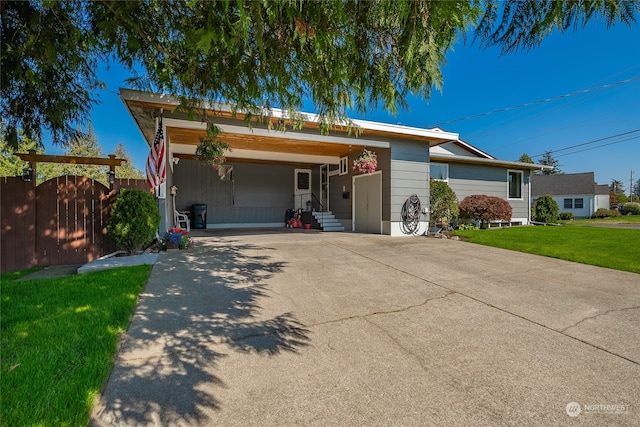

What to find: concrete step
left=312, top=211, right=345, bottom=231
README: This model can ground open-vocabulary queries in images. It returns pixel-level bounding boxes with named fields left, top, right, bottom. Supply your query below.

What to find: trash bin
left=192, top=204, right=207, bottom=229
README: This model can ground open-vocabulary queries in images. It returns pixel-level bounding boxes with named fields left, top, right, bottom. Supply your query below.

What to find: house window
left=339, top=156, right=349, bottom=175
left=564, top=198, right=573, bottom=209
left=430, top=163, right=448, bottom=181
left=507, top=170, right=522, bottom=199
left=574, top=198, right=584, bottom=209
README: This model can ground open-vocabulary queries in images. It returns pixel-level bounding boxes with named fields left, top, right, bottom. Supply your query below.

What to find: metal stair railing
left=311, top=192, right=325, bottom=228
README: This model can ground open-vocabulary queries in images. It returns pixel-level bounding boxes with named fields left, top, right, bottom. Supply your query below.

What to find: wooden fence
left=1, top=175, right=148, bottom=272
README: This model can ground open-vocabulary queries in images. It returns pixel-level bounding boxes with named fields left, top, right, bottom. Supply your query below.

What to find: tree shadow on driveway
left=93, top=239, right=310, bottom=426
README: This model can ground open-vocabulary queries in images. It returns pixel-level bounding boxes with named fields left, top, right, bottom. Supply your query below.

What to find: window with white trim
left=564, top=198, right=573, bottom=209
left=339, top=156, right=349, bottom=175
left=430, top=163, right=448, bottom=181
left=507, top=170, right=523, bottom=199
left=574, top=198, right=584, bottom=209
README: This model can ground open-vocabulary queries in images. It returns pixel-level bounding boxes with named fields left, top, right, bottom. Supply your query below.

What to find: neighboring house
left=531, top=172, right=610, bottom=218
left=121, top=89, right=543, bottom=234
left=430, top=138, right=548, bottom=225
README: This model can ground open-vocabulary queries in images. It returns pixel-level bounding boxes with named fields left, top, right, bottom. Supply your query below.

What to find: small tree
left=459, top=195, right=512, bottom=228
left=616, top=193, right=629, bottom=204
left=429, top=179, right=459, bottom=225
left=609, top=192, right=619, bottom=208
left=610, top=179, right=625, bottom=194
left=532, top=195, right=559, bottom=223
left=537, top=151, right=562, bottom=175
left=107, top=189, right=160, bottom=255
left=518, top=153, right=534, bottom=164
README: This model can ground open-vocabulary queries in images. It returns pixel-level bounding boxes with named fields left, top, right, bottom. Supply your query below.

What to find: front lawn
left=1, top=265, right=152, bottom=426
left=454, top=226, right=640, bottom=274
left=562, top=215, right=640, bottom=225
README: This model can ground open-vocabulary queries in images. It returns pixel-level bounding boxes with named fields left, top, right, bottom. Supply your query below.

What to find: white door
left=294, top=168, right=312, bottom=210
left=353, top=172, right=382, bottom=233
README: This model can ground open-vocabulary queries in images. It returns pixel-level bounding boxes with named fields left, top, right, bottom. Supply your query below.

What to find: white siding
left=554, top=195, right=596, bottom=218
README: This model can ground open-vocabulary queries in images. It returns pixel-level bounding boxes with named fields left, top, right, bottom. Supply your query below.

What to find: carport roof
left=120, top=88, right=459, bottom=165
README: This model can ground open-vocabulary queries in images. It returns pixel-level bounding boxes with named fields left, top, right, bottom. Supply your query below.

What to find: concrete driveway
left=92, top=230, right=639, bottom=426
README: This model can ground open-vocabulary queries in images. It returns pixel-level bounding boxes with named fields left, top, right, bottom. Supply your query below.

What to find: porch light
left=22, top=167, right=33, bottom=182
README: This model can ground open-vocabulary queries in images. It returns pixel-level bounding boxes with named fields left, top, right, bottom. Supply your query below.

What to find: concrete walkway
left=92, top=230, right=639, bottom=426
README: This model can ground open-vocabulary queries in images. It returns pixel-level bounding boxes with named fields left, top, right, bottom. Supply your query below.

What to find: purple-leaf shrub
left=459, top=195, right=512, bottom=227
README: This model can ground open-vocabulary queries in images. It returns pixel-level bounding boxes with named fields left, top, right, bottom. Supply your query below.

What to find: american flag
left=146, top=117, right=166, bottom=190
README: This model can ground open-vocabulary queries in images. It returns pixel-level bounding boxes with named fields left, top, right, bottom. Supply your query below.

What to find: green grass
left=563, top=215, right=640, bottom=225
left=454, top=226, right=640, bottom=274
left=1, top=265, right=152, bottom=427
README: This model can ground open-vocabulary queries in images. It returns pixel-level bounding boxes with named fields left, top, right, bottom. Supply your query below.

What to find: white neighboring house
left=531, top=172, right=610, bottom=218
left=429, top=139, right=549, bottom=225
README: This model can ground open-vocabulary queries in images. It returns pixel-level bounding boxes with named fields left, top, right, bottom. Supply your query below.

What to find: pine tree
left=537, top=151, right=563, bottom=175
left=57, top=123, right=108, bottom=184
left=518, top=153, right=534, bottom=164
left=114, top=143, right=145, bottom=179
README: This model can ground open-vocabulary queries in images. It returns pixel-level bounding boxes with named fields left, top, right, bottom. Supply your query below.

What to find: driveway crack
left=322, top=239, right=640, bottom=367
left=561, top=306, right=640, bottom=333
left=310, top=291, right=456, bottom=328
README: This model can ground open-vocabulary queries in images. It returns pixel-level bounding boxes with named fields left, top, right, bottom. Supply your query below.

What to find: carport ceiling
left=167, top=126, right=366, bottom=158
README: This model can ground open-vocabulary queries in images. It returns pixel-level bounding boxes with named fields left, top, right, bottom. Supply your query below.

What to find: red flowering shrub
left=459, top=195, right=512, bottom=228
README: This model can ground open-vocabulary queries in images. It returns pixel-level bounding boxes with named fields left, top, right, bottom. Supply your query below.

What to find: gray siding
left=448, top=163, right=530, bottom=221
left=390, top=141, right=429, bottom=222
left=173, top=159, right=294, bottom=224
left=329, top=148, right=391, bottom=221
left=329, top=169, right=352, bottom=220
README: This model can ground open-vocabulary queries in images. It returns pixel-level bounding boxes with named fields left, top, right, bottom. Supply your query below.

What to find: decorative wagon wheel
left=400, top=194, right=421, bottom=235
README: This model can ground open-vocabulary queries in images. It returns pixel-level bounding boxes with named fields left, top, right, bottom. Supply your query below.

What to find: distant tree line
left=518, top=151, right=562, bottom=175
left=0, top=122, right=144, bottom=186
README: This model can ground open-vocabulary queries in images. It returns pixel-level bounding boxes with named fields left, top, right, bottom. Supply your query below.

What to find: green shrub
left=559, top=212, right=574, bottom=220
left=457, top=223, right=478, bottom=230
left=430, top=179, right=459, bottom=224
left=532, top=195, right=559, bottom=223
left=621, top=202, right=640, bottom=215
left=107, top=189, right=160, bottom=254
left=592, top=208, right=621, bottom=218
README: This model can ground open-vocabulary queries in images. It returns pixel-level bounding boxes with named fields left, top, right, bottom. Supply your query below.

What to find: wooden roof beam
left=15, top=150, right=127, bottom=167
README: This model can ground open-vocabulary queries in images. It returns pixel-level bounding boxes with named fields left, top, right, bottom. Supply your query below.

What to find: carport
left=120, top=88, right=459, bottom=235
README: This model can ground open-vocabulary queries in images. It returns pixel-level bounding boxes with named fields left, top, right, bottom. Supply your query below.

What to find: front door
left=294, top=168, right=312, bottom=210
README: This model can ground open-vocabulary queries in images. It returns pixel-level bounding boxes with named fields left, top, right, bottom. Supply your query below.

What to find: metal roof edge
left=119, top=88, right=459, bottom=142
left=429, top=154, right=552, bottom=170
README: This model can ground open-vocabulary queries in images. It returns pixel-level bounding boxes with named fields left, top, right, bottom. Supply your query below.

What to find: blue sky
left=46, top=18, right=640, bottom=190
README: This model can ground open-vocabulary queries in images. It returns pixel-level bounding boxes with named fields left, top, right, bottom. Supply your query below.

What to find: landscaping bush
left=532, top=195, right=559, bottom=223
left=457, top=222, right=478, bottom=230
left=429, top=179, right=459, bottom=225
left=592, top=208, right=621, bottom=218
left=621, top=202, right=640, bottom=215
left=459, top=194, right=512, bottom=228
left=107, top=189, right=160, bottom=254
left=559, top=212, right=574, bottom=220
